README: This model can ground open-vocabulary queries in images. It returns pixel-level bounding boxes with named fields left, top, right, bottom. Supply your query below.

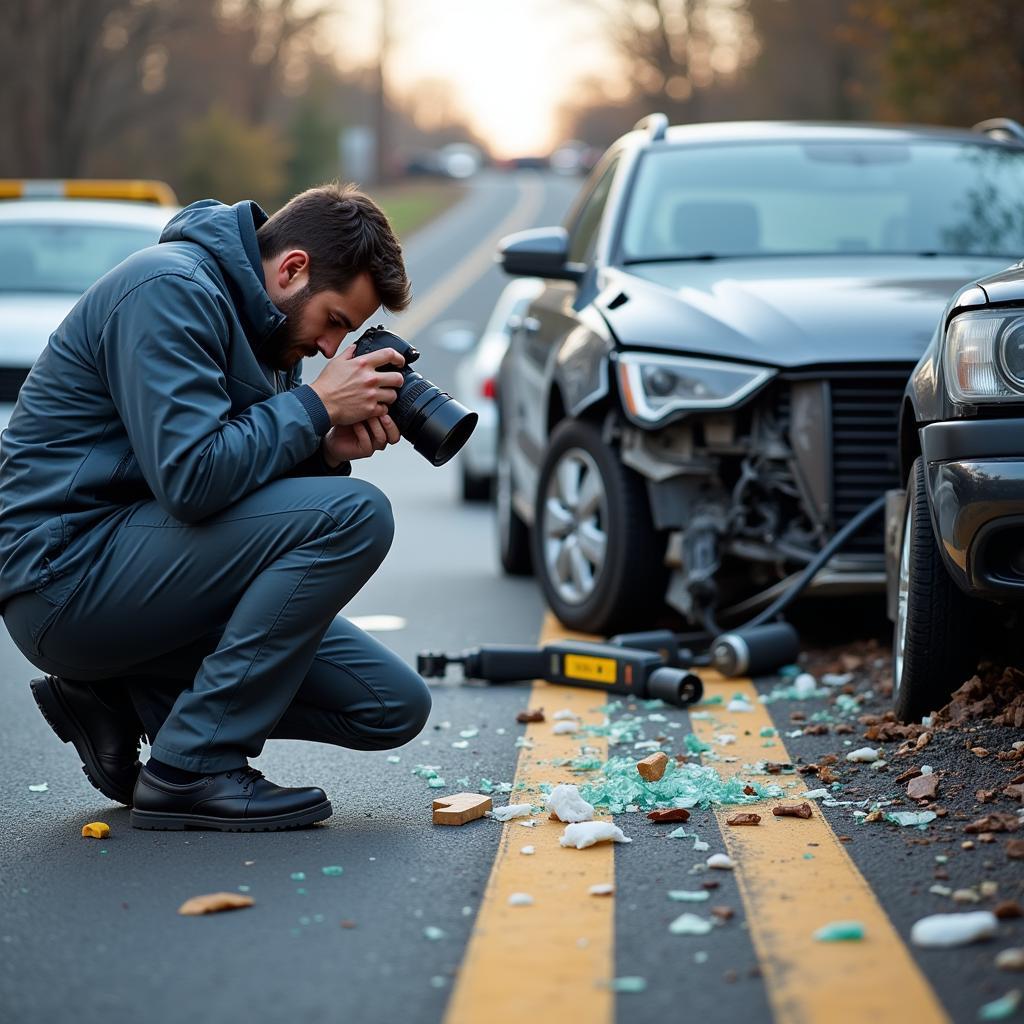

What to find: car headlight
left=945, top=310, right=1024, bottom=402
left=616, top=352, right=774, bottom=424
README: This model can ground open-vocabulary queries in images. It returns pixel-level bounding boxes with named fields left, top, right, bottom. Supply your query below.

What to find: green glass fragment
left=813, top=921, right=865, bottom=941
left=759, top=727, right=776, bottom=737
left=427, top=778, right=446, bottom=789
left=321, top=866, right=343, bottom=877
left=668, top=890, right=709, bottom=902
left=290, top=872, right=305, bottom=881
left=978, top=990, right=1022, bottom=1021
left=607, top=977, right=647, bottom=993
left=684, top=734, right=712, bottom=754
left=423, top=926, right=445, bottom=940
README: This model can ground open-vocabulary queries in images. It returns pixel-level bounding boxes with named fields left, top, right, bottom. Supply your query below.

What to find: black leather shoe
left=30, top=675, right=143, bottom=806
left=129, top=763, right=333, bottom=831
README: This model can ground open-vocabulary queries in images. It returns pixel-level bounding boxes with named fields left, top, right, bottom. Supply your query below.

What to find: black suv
left=889, top=248, right=1024, bottom=722
left=495, top=115, right=1024, bottom=634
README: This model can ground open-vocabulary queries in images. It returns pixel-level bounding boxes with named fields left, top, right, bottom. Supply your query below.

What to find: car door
left=507, top=155, right=622, bottom=520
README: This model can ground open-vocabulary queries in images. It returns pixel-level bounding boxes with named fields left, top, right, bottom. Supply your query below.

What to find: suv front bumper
left=920, top=419, right=1024, bottom=600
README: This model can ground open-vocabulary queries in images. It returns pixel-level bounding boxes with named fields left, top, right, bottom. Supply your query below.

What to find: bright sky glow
left=328, top=0, right=621, bottom=157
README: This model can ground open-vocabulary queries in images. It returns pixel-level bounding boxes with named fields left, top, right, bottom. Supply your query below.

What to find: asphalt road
left=2, top=171, right=1022, bottom=1024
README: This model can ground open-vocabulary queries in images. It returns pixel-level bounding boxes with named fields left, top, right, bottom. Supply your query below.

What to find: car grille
left=0, top=366, right=30, bottom=403
left=829, top=371, right=910, bottom=555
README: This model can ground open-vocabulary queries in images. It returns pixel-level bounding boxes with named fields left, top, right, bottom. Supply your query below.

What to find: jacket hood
left=159, top=199, right=283, bottom=345
left=601, top=255, right=1013, bottom=368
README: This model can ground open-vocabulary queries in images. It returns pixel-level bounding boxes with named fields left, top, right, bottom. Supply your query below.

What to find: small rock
left=647, top=808, right=691, bottom=823
left=971, top=747, right=990, bottom=757
left=908, top=775, right=939, bottom=800
left=966, top=813, right=1019, bottom=834
left=516, top=709, right=545, bottom=723
left=773, top=802, right=813, bottom=819
left=710, top=906, right=734, bottom=921
left=952, top=889, right=981, bottom=904
left=995, top=948, right=1024, bottom=971
left=726, top=812, right=761, bottom=826
left=994, top=901, right=1022, bottom=920
left=1006, top=839, right=1024, bottom=860
left=636, top=752, right=669, bottom=782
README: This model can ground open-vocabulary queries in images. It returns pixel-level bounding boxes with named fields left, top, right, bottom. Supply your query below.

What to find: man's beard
left=259, top=287, right=311, bottom=371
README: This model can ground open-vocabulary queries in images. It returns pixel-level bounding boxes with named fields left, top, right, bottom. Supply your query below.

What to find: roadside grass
left=368, top=179, right=466, bottom=240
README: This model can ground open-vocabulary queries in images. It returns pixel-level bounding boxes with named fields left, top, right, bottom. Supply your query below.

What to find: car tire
left=461, top=466, right=492, bottom=503
left=533, top=419, right=666, bottom=634
left=495, top=429, right=532, bottom=576
left=893, top=456, right=980, bottom=723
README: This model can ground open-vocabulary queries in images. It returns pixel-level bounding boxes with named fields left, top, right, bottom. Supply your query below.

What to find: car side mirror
left=498, top=227, right=585, bottom=282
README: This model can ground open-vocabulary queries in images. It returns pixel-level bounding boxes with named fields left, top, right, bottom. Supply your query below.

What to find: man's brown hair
left=257, top=182, right=411, bottom=312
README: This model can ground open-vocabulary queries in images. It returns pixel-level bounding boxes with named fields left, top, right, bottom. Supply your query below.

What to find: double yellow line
left=445, top=614, right=949, bottom=1024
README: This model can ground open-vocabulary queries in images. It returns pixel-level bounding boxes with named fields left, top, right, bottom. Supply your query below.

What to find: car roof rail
left=633, top=113, right=669, bottom=142
left=972, top=118, right=1024, bottom=144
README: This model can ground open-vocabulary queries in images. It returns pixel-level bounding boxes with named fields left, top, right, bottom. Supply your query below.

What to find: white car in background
left=0, top=184, right=178, bottom=433
left=453, top=277, right=543, bottom=501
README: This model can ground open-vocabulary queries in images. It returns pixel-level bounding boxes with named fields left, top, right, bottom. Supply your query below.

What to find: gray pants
left=2, top=477, right=431, bottom=773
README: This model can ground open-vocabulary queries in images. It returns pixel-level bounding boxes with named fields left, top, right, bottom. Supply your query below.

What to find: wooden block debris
left=636, top=752, right=669, bottom=782
left=178, top=892, right=254, bottom=916
left=726, top=812, right=761, bottom=826
left=432, top=792, right=492, bottom=826
left=773, top=803, right=813, bottom=820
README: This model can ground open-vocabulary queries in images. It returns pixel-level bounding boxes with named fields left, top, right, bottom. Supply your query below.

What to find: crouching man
left=0, top=183, right=431, bottom=831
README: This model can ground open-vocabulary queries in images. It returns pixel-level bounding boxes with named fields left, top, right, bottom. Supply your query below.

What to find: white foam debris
left=508, top=892, right=534, bottom=906
left=793, top=673, right=818, bottom=698
left=520, top=846, right=535, bottom=856
left=552, top=709, right=578, bottom=720
left=489, top=803, right=534, bottom=821
left=727, top=699, right=754, bottom=712
left=559, top=822, right=633, bottom=849
left=846, top=747, right=880, bottom=763
left=669, top=913, right=713, bottom=935
left=706, top=854, right=735, bottom=870
left=588, top=884, right=615, bottom=896
left=552, top=721, right=579, bottom=735
left=545, top=783, right=596, bottom=823
left=910, top=911, right=998, bottom=948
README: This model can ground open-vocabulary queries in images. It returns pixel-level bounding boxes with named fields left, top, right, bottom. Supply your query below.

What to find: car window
left=619, top=141, right=1024, bottom=261
left=568, top=158, right=620, bottom=264
left=0, top=222, right=161, bottom=293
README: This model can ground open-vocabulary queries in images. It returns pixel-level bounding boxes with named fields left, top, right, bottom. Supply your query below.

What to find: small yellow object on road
left=81, top=822, right=110, bottom=839
left=178, top=892, right=254, bottom=916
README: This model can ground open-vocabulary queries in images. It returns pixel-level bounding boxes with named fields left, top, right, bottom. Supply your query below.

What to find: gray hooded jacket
left=0, top=198, right=350, bottom=610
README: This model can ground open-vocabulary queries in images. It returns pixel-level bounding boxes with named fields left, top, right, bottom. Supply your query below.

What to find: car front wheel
left=893, top=456, right=980, bottom=723
left=533, top=419, right=666, bottom=633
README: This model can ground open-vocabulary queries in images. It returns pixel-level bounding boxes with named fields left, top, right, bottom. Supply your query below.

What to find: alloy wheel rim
left=895, top=501, right=912, bottom=695
left=542, top=447, right=608, bottom=605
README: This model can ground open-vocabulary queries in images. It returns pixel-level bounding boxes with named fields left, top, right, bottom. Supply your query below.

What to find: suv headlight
left=945, top=310, right=1024, bottom=402
left=616, top=352, right=774, bottom=425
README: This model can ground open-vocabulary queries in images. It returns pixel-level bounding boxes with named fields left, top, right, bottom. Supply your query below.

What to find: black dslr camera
left=353, top=325, right=477, bottom=467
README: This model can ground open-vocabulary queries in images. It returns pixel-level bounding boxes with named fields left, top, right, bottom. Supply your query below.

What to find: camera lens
left=390, top=370, right=478, bottom=466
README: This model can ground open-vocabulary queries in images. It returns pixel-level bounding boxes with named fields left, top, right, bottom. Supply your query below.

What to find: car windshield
left=620, top=140, right=1024, bottom=262
left=0, top=221, right=161, bottom=293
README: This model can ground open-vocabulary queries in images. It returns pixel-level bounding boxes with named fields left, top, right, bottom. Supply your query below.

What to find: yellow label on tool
left=564, top=654, right=618, bottom=684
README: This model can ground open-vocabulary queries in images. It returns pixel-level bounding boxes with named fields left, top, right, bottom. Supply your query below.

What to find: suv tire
left=533, top=419, right=666, bottom=633
left=893, top=456, right=979, bottom=723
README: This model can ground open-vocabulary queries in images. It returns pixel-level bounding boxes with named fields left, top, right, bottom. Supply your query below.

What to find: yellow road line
left=692, top=669, right=949, bottom=1024
left=444, top=615, right=615, bottom=1024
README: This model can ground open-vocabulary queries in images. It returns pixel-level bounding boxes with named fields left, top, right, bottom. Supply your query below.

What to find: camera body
left=353, top=325, right=477, bottom=467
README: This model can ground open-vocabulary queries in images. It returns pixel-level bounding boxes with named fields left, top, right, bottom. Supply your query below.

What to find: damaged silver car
left=495, top=116, right=1024, bottom=634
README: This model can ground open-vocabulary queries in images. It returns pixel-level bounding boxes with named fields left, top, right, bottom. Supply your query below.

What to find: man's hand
left=308, top=344, right=405, bottom=426
left=322, top=415, right=401, bottom=465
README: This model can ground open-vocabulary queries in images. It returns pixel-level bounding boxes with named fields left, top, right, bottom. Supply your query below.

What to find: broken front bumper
left=921, top=418, right=1024, bottom=601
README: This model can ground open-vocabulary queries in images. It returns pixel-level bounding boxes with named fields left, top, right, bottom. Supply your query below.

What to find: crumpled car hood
left=602, top=255, right=1014, bottom=368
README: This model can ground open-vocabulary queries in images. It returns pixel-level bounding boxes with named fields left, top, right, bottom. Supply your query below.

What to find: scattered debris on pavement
left=432, top=793, right=492, bottom=825
left=178, top=892, right=254, bottom=916
left=81, top=822, right=110, bottom=839
left=559, top=822, right=633, bottom=849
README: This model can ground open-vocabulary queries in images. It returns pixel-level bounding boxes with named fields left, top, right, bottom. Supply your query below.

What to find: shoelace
left=225, top=766, right=265, bottom=792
